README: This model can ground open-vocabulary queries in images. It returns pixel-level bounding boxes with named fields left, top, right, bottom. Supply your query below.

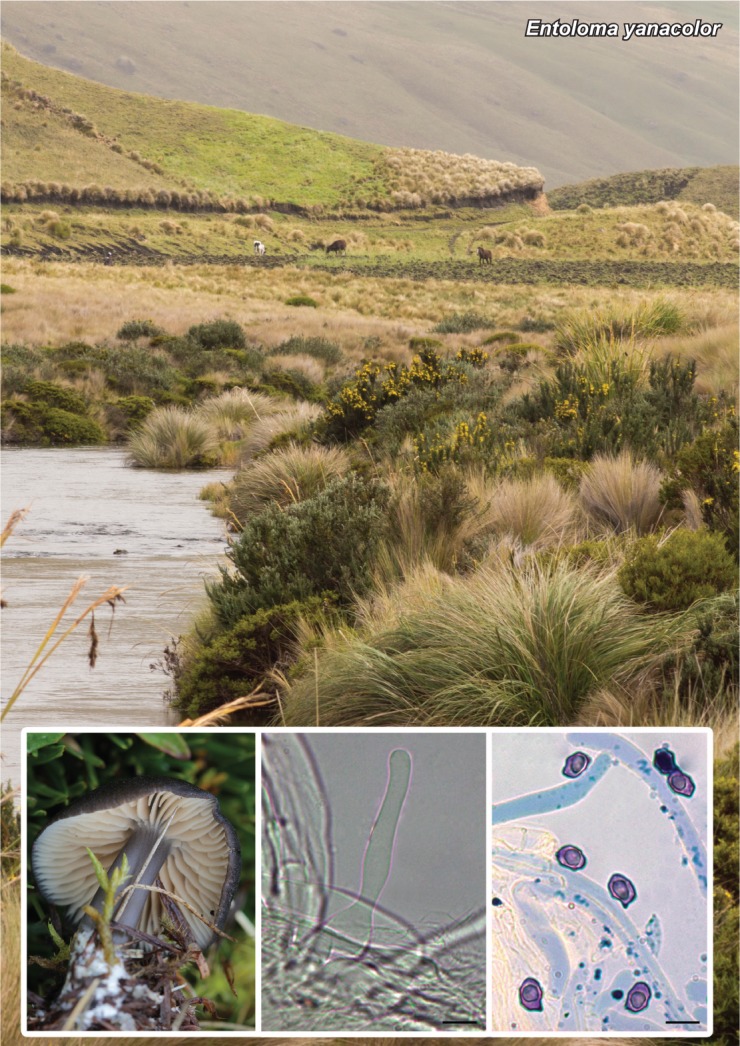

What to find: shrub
left=23, top=380, right=87, bottom=415
left=1, top=400, right=105, bottom=445
left=1, top=284, right=16, bottom=294
left=619, top=529, right=736, bottom=612
left=580, top=451, right=665, bottom=534
left=285, top=295, right=318, bottom=308
left=187, top=319, right=246, bottom=350
left=322, top=349, right=468, bottom=440
left=229, top=443, right=353, bottom=524
left=660, top=419, right=739, bottom=554
left=174, top=598, right=333, bottom=719
left=127, top=406, right=219, bottom=467
left=114, top=395, right=155, bottom=426
left=209, top=473, right=391, bottom=628
left=281, top=559, right=687, bottom=726
left=269, top=336, right=342, bottom=365
left=262, top=367, right=319, bottom=402
left=432, top=311, right=495, bottom=334
left=116, top=319, right=165, bottom=342
left=103, top=347, right=182, bottom=394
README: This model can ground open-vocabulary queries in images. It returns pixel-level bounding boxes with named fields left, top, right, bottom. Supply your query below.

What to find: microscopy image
left=261, top=731, right=487, bottom=1031
left=491, top=729, right=710, bottom=1036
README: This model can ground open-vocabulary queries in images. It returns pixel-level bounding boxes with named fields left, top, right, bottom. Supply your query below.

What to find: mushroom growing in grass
left=32, top=776, right=241, bottom=951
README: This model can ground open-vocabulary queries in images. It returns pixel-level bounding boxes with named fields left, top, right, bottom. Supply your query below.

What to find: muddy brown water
left=1, top=447, right=231, bottom=784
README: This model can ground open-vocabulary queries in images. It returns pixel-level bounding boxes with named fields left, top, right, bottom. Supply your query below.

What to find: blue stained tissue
left=491, top=730, right=709, bottom=1034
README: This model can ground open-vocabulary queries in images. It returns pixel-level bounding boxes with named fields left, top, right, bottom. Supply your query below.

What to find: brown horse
left=477, top=246, right=493, bottom=266
left=326, top=239, right=347, bottom=255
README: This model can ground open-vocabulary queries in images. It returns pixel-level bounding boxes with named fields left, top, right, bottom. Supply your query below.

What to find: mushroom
left=31, top=776, right=241, bottom=951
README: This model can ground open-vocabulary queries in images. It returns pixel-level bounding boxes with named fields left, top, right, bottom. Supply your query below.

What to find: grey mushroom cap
left=32, top=775, right=241, bottom=951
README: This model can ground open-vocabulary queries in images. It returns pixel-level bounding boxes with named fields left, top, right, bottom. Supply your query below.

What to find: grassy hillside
left=549, top=166, right=740, bottom=219
left=1, top=1, right=738, bottom=187
left=0, top=43, right=542, bottom=212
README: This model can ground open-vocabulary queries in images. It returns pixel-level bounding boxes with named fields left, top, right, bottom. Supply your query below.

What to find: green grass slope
left=1, top=1, right=738, bottom=187
left=549, top=166, right=740, bottom=219
left=1, top=43, right=543, bottom=212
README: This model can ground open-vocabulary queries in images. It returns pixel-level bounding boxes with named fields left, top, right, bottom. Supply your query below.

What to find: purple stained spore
left=653, top=747, right=678, bottom=775
left=556, top=844, right=587, bottom=870
left=668, top=770, right=696, bottom=798
left=625, top=981, right=651, bottom=1013
left=608, top=873, right=637, bottom=908
left=562, top=751, right=591, bottom=778
left=519, top=977, right=544, bottom=1011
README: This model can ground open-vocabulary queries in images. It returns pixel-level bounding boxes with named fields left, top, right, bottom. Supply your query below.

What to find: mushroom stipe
left=32, top=776, right=241, bottom=952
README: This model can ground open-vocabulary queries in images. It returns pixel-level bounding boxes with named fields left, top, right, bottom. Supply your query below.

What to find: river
left=1, top=447, right=231, bottom=784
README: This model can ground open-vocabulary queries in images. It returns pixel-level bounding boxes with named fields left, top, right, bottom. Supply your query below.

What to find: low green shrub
left=661, top=419, right=739, bottom=554
left=174, top=598, right=335, bottom=719
left=321, top=348, right=468, bottom=441
left=482, top=331, right=521, bottom=345
left=269, top=336, right=342, bottom=365
left=23, top=379, right=87, bottom=415
left=103, top=346, right=183, bottom=394
left=262, top=368, right=320, bottom=402
left=285, top=294, right=318, bottom=308
left=432, top=311, right=494, bottom=334
left=0, top=283, right=16, bottom=294
left=187, top=319, right=246, bottom=350
left=619, top=529, right=736, bottom=611
left=114, top=394, right=155, bottom=425
left=2, top=400, right=106, bottom=445
left=116, top=318, right=166, bottom=342
left=209, top=473, right=391, bottom=628
left=409, top=337, right=443, bottom=351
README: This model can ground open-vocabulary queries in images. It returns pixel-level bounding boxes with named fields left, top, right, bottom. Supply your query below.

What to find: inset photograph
left=491, top=729, right=710, bottom=1035
left=261, top=731, right=487, bottom=1031
left=25, top=730, right=255, bottom=1033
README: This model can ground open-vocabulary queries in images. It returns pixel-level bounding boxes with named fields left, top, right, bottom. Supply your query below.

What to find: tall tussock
left=281, top=559, right=689, bottom=727
left=579, top=450, right=665, bottom=534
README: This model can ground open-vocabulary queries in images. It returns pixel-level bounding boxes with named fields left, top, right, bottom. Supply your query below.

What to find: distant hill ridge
left=549, top=167, right=739, bottom=219
left=0, top=43, right=543, bottom=214
left=1, top=0, right=737, bottom=187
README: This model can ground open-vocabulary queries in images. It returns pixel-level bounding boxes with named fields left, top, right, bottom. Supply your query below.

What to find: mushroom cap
left=31, top=776, right=241, bottom=951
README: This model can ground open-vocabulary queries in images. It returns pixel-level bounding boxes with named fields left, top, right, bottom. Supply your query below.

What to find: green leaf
left=136, top=733, right=191, bottom=759
left=27, top=733, right=66, bottom=755
left=85, top=847, right=108, bottom=893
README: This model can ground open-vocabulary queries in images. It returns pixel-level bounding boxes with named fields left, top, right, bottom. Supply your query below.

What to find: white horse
left=254, top=240, right=266, bottom=256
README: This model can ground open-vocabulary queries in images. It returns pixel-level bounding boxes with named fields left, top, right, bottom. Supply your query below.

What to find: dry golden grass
left=579, top=451, right=665, bottom=536
left=2, top=258, right=735, bottom=362
left=653, top=321, right=739, bottom=396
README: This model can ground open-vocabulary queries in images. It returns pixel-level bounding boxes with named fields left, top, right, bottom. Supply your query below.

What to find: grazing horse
left=254, top=240, right=266, bottom=256
left=326, top=238, right=347, bottom=255
left=477, top=246, right=493, bottom=266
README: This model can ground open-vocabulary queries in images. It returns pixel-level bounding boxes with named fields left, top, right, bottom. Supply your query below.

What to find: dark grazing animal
left=326, top=239, right=347, bottom=255
left=477, top=246, right=493, bottom=265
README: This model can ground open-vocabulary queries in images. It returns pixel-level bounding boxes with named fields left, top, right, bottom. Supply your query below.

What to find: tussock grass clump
left=579, top=451, right=664, bottom=534
left=268, top=335, right=343, bottom=365
left=282, top=559, right=686, bottom=727
left=127, top=406, right=219, bottom=467
left=556, top=298, right=684, bottom=354
left=239, top=401, right=322, bottom=461
left=229, top=443, right=353, bottom=524
left=194, top=387, right=289, bottom=441
left=484, top=473, right=583, bottom=550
